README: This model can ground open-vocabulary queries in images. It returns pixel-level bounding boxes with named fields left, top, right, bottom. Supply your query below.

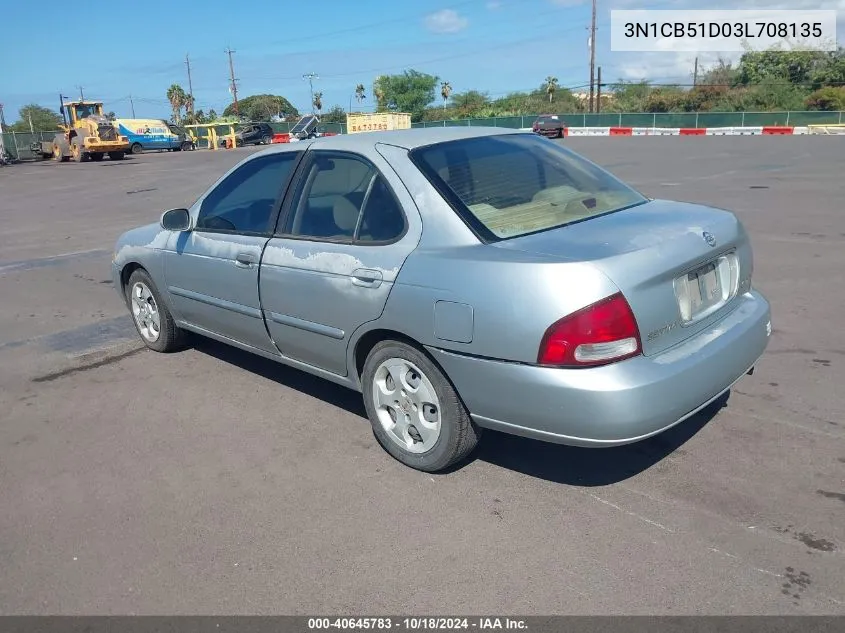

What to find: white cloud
left=486, top=0, right=503, bottom=9
left=614, top=51, right=739, bottom=82
left=424, top=9, right=469, bottom=34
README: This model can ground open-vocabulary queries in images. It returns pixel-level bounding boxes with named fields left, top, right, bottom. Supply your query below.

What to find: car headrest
left=333, top=197, right=360, bottom=233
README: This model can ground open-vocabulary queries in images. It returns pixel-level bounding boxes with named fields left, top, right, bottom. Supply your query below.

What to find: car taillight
left=537, top=292, right=642, bottom=367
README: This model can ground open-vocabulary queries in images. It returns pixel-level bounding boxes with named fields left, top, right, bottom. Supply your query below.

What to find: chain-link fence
left=1, top=131, right=59, bottom=160
left=411, top=111, right=845, bottom=129
left=6, top=111, right=840, bottom=160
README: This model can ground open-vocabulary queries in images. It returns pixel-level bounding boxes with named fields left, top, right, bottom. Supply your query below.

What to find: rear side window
left=410, top=133, right=646, bottom=241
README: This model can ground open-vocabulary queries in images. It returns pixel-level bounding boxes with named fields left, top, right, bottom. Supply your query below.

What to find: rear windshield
left=410, top=133, right=647, bottom=241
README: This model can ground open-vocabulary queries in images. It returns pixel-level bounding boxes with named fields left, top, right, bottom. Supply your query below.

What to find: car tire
left=361, top=340, right=481, bottom=472
left=131, top=143, right=143, bottom=154
left=261, top=135, right=272, bottom=145
left=125, top=269, right=186, bottom=353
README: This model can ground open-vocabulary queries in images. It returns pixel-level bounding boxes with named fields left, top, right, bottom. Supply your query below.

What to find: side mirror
left=160, top=208, right=192, bottom=232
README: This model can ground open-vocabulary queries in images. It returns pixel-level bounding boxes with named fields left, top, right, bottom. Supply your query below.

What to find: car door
left=164, top=150, right=303, bottom=352
left=260, top=149, right=420, bottom=376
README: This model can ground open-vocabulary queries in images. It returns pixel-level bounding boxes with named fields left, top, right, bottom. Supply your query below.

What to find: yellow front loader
left=43, top=98, right=130, bottom=162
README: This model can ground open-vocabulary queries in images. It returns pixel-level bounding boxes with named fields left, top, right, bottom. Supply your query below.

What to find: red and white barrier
left=545, top=126, right=819, bottom=137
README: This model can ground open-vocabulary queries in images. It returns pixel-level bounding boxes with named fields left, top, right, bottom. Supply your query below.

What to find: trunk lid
left=492, top=199, right=753, bottom=356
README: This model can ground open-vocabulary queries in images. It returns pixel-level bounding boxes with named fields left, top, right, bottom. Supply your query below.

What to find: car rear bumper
left=426, top=290, right=771, bottom=447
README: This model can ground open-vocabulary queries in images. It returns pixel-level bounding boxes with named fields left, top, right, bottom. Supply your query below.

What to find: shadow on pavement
left=468, top=394, right=728, bottom=485
left=190, top=336, right=366, bottom=418
left=190, top=335, right=726, bottom=485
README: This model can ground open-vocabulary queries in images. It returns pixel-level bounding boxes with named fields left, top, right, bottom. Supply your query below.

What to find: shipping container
left=346, top=112, right=411, bottom=134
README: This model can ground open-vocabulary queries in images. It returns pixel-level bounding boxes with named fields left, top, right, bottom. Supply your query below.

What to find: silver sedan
left=112, top=127, right=772, bottom=472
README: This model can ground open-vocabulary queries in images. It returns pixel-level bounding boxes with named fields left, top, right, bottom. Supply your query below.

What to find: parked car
left=533, top=114, right=566, bottom=138
left=226, top=122, right=274, bottom=147
left=112, top=127, right=771, bottom=472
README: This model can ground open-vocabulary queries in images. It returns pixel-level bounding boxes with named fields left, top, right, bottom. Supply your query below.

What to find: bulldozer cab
left=64, top=101, right=104, bottom=126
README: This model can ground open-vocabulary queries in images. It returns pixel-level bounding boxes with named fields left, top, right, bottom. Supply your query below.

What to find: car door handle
left=235, top=253, right=256, bottom=268
left=352, top=268, right=383, bottom=288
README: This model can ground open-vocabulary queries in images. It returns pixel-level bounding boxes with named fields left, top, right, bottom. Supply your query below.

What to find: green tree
left=810, top=48, right=845, bottom=88
left=452, top=90, right=489, bottom=116
left=698, top=57, right=738, bottom=87
left=321, top=105, right=346, bottom=123
left=737, top=49, right=825, bottom=85
left=166, top=84, right=187, bottom=123
left=373, top=70, right=439, bottom=121
left=373, top=76, right=386, bottom=110
left=223, top=94, right=298, bottom=121
left=8, top=104, right=63, bottom=132
left=313, top=91, right=323, bottom=114
left=207, top=108, right=218, bottom=122
left=806, top=86, right=845, bottom=110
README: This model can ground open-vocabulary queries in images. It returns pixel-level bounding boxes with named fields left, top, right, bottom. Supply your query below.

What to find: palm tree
left=545, top=76, right=559, bottom=103
left=313, top=91, right=323, bottom=114
left=373, top=76, right=386, bottom=110
left=183, top=94, right=195, bottom=124
left=166, top=84, right=187, bottom=123
left=441, top=81, right=452, bottom=111
left=355, top=83, right=366, bottom=104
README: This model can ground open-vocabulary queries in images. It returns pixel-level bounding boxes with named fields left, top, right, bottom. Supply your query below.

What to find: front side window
left=411, top=133, right=646, bottom=240
left=284, top=153, right=406, bottom=243
left=195, top=153, right=298, bottom=234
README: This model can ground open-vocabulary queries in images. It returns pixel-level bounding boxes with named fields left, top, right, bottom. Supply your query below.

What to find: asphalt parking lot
left=1, top=136, right=843, bottom=615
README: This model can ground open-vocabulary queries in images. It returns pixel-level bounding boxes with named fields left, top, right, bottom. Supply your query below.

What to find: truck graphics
left=113, top=119, right=191, bottom=153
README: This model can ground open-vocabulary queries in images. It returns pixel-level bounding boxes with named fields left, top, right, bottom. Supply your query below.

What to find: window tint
left=286, top=154, right=374, bottom=240
left=411, top=134, right=646, bottom=240
left=196, top=153, right=296, bottom=233
left=357, top=175, right=405, bottom=242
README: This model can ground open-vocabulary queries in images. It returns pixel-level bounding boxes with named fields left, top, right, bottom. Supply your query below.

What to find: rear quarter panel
left=351, top=141, right=621, bottom=368
left=375, top=248, right=621, bottom=364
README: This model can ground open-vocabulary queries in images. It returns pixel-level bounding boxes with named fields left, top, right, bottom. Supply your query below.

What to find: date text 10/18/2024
left=610, top=9, right=838, bottom=53
left=308, top=618, right=528, bottom=630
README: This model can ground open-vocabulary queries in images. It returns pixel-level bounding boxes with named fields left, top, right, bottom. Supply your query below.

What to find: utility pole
left=597, top=66, right=602, bottom=114
left=225, top=48, right=239, bottom=116
left=588, top=0, right=597, bottom=113
left=693, top=56, right=699, bottom=86
left=77, top=85, right=85, bottom=100
left=0, top=103, right=6, bottom=163
left=185, top=53, right=195, bottom=119
left=303, top=72, right=318, bottom=114
left=129, top=94, right=136, bottom=118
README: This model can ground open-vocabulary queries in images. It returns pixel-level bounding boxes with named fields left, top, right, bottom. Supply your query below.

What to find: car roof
left=267, top=125, right=527, bottom=154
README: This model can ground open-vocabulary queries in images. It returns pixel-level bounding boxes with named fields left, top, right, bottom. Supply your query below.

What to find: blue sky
left=1, top=0, right=842, bottom=122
